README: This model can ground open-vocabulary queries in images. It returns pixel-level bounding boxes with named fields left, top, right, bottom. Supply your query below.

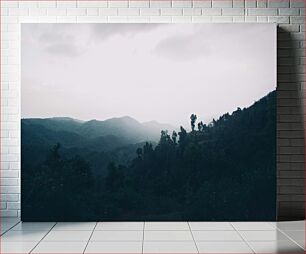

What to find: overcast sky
left=22, top=23, right=276, bottom=127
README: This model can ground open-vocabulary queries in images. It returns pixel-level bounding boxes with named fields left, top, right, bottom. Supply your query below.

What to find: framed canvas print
left=21, top=24, right=276, bottom=221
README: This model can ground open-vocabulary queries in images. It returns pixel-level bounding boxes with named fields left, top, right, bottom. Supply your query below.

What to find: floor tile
left=90, top=230, right=143, bottom=241
left=145, top=222, right=190, bottom=230
left=143, top=241, right=198, bottom=253
left=232, top=222, right=276, bottom=231
left=52, top=222, right=96, bottom=231
left=249, top=240, right=304, bottom=253
left=1, top=241, right=37, bottom=253
left=192, top=230, right=242, bottom=241
left=1, top=230, right=48, bottom=242
left=1, top=221, right=21, bottom=234
left=189, top=222, right=234, bottom=231
left=32, top=241, right=87, bottom=253
left=145, top=230, right=193, bottom=241
left=239, top=230, right=291, bottom=241
left=12, top=222, right=55, bottom=231
left=85, top=241, right=142, bottom=253
left=42, top=230, right=92, bottom=242
left=282, top=230, right=305, bottom=249
left=96, top=222, right=144, bottom=231
left=275, top=221, right=305, bottom=231
left=197, top=241, right=253, bottom=253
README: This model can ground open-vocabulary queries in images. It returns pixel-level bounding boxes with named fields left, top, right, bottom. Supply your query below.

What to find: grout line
left=0, top=220, right=21, bottom=236
left=83, top=221, right=98, bottom=254
left=276, top=227, right=305, bottom=251
left=29, top=222, right=57, bottom=254
left=229, top=222, right=256, bottom=254
left=187, top=221, right=200, bottom=254
left=141, top=221, right=145, bottom=254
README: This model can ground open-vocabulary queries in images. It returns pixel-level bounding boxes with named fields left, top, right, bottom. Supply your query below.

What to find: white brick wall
left=0, top=0, right=305, bottom=219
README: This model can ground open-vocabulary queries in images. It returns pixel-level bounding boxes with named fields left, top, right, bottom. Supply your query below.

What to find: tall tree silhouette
left=190, top=114, right=197, bottom=131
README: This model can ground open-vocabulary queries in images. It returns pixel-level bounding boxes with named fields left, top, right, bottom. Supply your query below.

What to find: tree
left=198, top=121, right=205, bottom=132
left=190, top=114, right=197, bottom=131
left=172, top=131, right=178, bottom=144
left=136, top=147, right=143, bottom=158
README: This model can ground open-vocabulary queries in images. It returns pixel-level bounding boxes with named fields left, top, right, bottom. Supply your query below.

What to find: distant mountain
left=21, top=116, right=176, bottom=175
left=22, top=116, right=176, bottom=144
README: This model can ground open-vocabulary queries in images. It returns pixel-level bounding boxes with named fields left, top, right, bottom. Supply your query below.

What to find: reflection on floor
left=0, top=218, right=304, bottom=253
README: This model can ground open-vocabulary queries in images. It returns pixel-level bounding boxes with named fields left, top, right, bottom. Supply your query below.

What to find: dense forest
left=22, top=91, right=276, bottom=221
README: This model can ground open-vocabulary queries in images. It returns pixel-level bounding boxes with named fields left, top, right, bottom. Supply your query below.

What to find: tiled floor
left=0, top=218, right=304, bottom=253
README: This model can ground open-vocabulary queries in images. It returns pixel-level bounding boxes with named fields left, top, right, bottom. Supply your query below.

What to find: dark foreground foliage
left=22, top=91, right=276, bottom=221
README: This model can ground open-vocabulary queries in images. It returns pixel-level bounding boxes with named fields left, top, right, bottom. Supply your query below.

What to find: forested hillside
left=22, top=91, right=276, bottom=221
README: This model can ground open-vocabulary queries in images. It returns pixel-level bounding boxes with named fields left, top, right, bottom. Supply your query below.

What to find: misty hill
left=22, top=90, right=276, bottom=221
left=22, top=116, right=175, bottom=144
left=22, top=116, right=174, bottom=175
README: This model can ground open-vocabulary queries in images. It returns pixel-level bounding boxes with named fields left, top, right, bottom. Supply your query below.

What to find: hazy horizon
left=22, top=23, right=276, bottom=127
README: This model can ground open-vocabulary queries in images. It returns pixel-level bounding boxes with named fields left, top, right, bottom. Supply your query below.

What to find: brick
left=1, top=1, right=18, bottom=8
left=183, top=8, right=201, bottom=16
left=278, top=195, right=304, bottom=202
left=222, top=8, right=245, bottom=15
left=212, top=0, right=233, bottom=8
left=8, top=8, right=29, bottom=16
left=108, top=0, right=129, bottom=8
left=67, top=8, right=87, bottom=16
left=0, top=194, right=19, bottom=202
left=245, top=0, right=256, bottom=7
left=257, top=16, right=268, bottom=22
left=172, top=0, right=192, bottom=7
left=140, top=8, right=160, bottom=16
left=7, top=202, right=20, bottom=210
left=150, top=16, right=172, bottom=22
left=1, top=202, right=7, bottom=210
left=47, top=8, right=67, bottom=16
left=0, top=170, right=19, bottom=178
left=212, top=16, right=233, bottom=22
left=192, top=16, right=212, bottom=22
left=233, top=0, right=244, bottom=7
left=278, top=178, right=304, bottom=185
left=99, top=8, right=118, bottom=16
left=129, top=0, right=149, bottom=7
left=75, top=16, right=107, bottom=23
left=87, top=8, right=99, bottom=16
left=279, top=170, right=304, bottom=178
left=257, top=0, right=267, bottom=8
left=57, top=16, right=77, bottom=23
left=1, top=210, right=18, bottom=217
left=29, top=8, right=47, bottom=16
left=247, top=8, right=278, bottom=16
left=172, top=16, right=192, bottom=22
left=268, top=0, right=290, bottom=8
left=279, top=146, right=304, bottom=154
left=290, top=0, right=305, bottom=7
left=290, top=16, right=305, bottom=24
left=161, top=8, right=183, bottom=16
left=202, top=8, right=221, bottom=15
left=38, top=1, right=56, bottom=8
left=118, top=8, right=140, bottom=16
left=57, top=1, right=77, bottom=8
left=279, top=186, right=304, bottom=194
left=278, top=8, right=300, bottom=15
left=193, top=0, right=211, bottom=7
left=269, top=16, right=290, bottom=23
left=78, top=1, right=108, bottom=8
left=244, top=16, right=258, bottom=22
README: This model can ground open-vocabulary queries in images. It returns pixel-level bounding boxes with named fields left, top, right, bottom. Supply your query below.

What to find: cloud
left=153, top=25, right=211, bottom=62
left=91, top=23, right=163, bottom=41
left=154, top=33, right=210, bottom=62
left=44, top=43, right=82, bottom=58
